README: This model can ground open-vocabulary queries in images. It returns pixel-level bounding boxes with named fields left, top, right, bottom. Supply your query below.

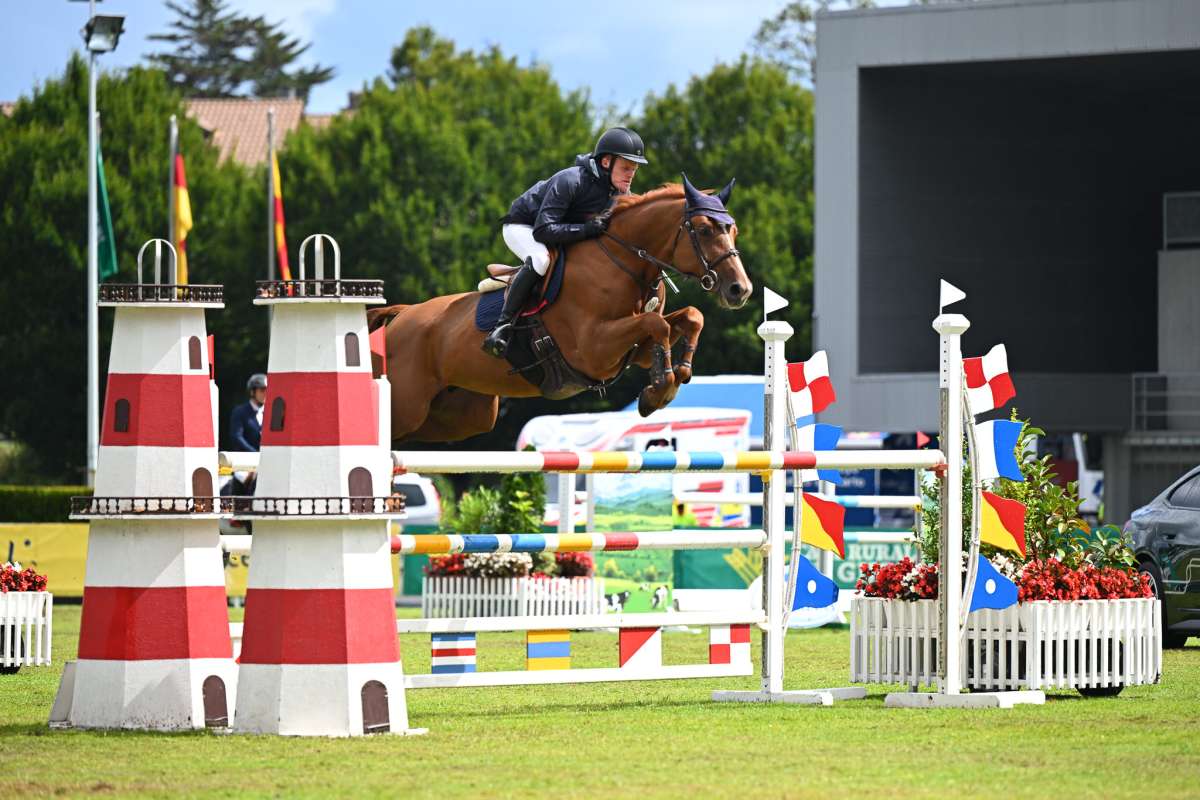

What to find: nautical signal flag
left=788, top=351, right=836, bottom=421
left=795, top=423, right=843, bottom=485
left=271, top=151, right=293, bottom=281
left=969, top=557, right=1018, bottom=612
left=800, top=492, right=845, bottom=558
left=963, top=344, right=1015, bottom=418
left=975, top=419, right=1024, bottom=483
left=789, top=555, right=839, bottom=610
left=980, top=491, right=1026, bottom=556
left=173, top=153, right=193, bottom=284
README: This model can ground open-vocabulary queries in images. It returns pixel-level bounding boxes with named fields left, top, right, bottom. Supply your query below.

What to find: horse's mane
left=611, top=184, right=683, bottom=217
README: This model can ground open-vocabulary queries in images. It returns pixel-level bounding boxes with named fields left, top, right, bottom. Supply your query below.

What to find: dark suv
left=1126, top=465, right=1200, bottom=648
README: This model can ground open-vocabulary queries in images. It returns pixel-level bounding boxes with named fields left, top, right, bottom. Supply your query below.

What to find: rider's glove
left=583, top=209, right=612, bottom=238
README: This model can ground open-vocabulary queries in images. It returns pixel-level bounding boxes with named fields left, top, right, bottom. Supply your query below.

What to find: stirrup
left=482, top=324, right=513, bottom=357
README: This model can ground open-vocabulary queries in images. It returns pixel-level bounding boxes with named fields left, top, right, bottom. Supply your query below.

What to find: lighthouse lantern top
left=98, top=239, right=224, bottom=307
left=254, top=233, right=384, bottom=305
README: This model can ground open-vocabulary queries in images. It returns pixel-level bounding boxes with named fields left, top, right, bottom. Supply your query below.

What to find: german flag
left=173, top=153, right=192, bottom=284
left=272, top=151, right=292, bottom=281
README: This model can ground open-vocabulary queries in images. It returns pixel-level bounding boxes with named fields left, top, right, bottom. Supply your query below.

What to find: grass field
left=3, top=606, right=1199, bottom=799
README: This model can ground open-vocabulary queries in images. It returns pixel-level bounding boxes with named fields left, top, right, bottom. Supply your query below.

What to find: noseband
left=599, top=206, right=741, bottom=295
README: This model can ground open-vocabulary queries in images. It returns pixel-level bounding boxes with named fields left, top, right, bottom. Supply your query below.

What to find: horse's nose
left=727, top=282, right=746, bottom=301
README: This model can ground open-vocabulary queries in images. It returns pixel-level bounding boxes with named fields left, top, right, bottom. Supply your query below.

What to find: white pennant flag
left=939, top=279, right=966, bottom=312
left=764, top=286, right=788, bottom=320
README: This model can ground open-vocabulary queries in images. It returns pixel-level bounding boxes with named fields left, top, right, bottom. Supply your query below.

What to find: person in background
left=227, top=373, right=267, bottom=495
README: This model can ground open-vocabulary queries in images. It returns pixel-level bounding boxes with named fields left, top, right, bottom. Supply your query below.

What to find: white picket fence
left=422, top=576, right=606, bottom=618
left=849, top=596, right=1161, bottom=692
left=0, top=592, right=53, bottom=671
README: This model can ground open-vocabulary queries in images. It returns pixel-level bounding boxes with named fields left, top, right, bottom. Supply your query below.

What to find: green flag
left=97, top=143, right=118, bottom=280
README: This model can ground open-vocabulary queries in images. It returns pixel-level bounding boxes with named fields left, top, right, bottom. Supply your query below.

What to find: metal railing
left=229, top=496, right=404, bottom=516
left=1132, top=372, right=1200, bottom=431
left=71, top=495, right=405, bottom=517
left=71, top=496, right=222, bottom=516
left=98, top=284, right=224, bottom=304
left=254, top=279, right=384, bottom=300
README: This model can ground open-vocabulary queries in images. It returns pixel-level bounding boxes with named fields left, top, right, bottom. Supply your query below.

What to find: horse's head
left=679, top=174, right=752, bottom=309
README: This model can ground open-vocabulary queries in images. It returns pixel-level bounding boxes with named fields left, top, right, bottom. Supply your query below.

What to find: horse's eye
left=701, top=227, right=714, bottom=237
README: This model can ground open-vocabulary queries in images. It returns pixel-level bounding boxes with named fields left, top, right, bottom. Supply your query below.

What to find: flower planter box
left=422, top=576, right=606, bottom=618
left=849, top=596, right=1161, bottom=695
left=0, top=591, right=53, bottom=674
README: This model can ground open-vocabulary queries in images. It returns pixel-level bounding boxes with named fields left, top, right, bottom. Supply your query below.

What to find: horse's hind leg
left=405, top=388, right=499, bottom=443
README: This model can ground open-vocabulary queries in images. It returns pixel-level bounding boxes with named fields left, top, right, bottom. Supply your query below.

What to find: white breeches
left=502, top=224, right=552, bottom=276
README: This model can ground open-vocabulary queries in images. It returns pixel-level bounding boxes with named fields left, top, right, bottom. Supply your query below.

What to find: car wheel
left=1139, top=559, right=1190, bottom=649
left=1077, top=685, right=1123, bottom=698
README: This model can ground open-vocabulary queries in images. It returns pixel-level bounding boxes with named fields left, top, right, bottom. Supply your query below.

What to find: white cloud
left=235, top=0, right=337, bottom=44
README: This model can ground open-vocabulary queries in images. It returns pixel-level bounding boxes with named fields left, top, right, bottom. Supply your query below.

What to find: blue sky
left=2, top=0, right=794, bottom=114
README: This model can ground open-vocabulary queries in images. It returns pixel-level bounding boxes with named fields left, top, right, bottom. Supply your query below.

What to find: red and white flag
left=963, top=343, right=1015, bottom=417
left=787, top=351, right=836, bottom=420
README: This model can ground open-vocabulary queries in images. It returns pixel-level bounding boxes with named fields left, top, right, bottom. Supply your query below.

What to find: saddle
left=473, top=248, right=629, bottom=400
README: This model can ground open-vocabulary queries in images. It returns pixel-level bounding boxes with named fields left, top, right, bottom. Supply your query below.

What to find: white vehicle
left=517, top=406, right=753, bottom=528
left=1034, top=432, right=1103, bottom=521
left=391, top=472, right=442, bottom=528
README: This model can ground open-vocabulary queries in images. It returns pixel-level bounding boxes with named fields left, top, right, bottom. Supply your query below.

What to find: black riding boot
left=482, top=258, right=540, bottom=358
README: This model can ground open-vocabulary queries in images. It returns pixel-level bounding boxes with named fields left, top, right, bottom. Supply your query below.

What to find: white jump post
left=711, top=320, right=866, bottom=705
left=884, top=307, right=1043, bottom=708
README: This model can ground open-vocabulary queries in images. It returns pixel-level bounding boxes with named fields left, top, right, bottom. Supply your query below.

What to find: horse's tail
left=367, top=304, right=408, bottom=333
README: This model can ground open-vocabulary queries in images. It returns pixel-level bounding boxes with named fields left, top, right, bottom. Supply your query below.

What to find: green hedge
left=0, top=485, right=92, bottom=523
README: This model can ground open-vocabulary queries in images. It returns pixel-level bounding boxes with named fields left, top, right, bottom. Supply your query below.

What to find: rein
left=599, top=207, right=740, bottom=297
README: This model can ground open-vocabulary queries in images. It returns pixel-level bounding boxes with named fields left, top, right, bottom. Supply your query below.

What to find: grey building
left=813, top=0, right=1200, bottom=522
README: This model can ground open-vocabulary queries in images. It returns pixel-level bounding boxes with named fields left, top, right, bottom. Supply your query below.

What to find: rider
left=482, top=126, right=648, bottom=358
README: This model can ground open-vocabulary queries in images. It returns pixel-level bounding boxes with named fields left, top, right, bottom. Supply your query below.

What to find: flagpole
left=267, top=107, right=276, bottom=281
left=168, top=115, right=177, bottom=248
left=86, top=55, right=99, bottom=487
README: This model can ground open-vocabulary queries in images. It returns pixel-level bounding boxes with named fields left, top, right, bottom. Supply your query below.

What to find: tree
left=147, top=0, right=254, bottom=97
left=0, top=55, right=261, bottom=481
left=148, top=0, right=334, bottom=99
left=634, top=57, right=816, bottom=364
left=248, top=18, right=335, bottom=101
left=753, top=0, right=876, bottom=83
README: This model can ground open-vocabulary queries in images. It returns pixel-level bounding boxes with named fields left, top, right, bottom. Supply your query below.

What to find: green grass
left=3, top=606, right=1199, bottom=799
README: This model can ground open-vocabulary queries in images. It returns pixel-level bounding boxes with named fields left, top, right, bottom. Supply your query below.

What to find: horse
left=368, top=176, right=752, bottom=444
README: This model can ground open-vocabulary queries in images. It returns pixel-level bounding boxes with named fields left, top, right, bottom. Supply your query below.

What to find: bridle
left=598, top=206, right=741, bottom=295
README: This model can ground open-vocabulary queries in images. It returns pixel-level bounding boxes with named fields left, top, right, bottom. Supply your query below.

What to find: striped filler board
left=526, top=630, right=571, bottom=671
left=431, top=633, right=477, bottom=674
left=394, top=450, right=819, bottom=474
left=709, top=624, right=752, bottom=666
left=392, top=529, right=767, bottom=556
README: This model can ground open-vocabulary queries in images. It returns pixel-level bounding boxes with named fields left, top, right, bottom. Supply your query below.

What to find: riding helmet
left=246, top=373, right=268, bottom=391
left=594, top=127, right=648, bottom=165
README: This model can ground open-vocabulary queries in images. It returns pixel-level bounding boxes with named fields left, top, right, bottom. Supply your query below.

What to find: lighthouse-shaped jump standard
left=58, top=241, right=235, bottom=730
left=232, top=235, right=422, bottom=737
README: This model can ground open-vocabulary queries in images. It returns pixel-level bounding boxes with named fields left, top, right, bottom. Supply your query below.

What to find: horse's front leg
left=582, top=313, right=675, bottom=416
left=662, top=306, right=704, bottom=386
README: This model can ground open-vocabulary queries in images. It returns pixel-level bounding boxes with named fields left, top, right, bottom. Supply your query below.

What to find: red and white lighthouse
left=233, top=235, right=419, bottom=737
left=59, top=241, right=235, bottom=730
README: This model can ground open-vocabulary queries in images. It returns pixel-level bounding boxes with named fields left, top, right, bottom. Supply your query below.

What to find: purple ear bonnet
left=681, top=173, right=736, bottom=226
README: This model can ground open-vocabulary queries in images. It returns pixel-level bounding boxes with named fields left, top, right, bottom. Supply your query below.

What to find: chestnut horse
left=369, top=180, right=752, bottom=443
